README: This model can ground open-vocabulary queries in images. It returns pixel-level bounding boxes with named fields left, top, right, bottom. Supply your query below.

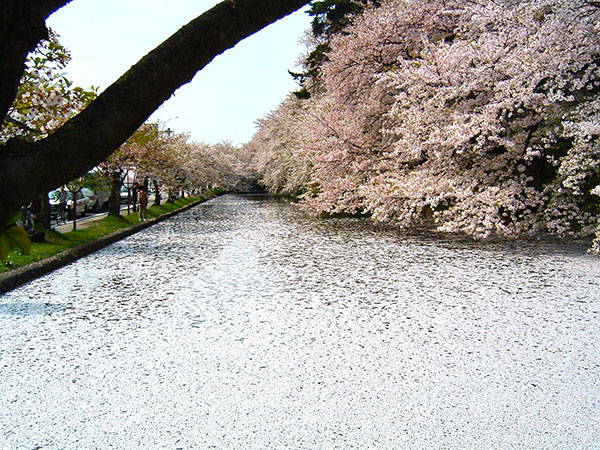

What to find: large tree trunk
left=107, top=173, right=122, bottom=217
left=0, top=0, right=311, bottom=222
left=38, top=193, right=52, bottom=229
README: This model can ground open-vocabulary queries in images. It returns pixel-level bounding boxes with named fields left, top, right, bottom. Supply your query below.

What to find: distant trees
left=246, top=96, right=313, bottom=196
left=249, top=0, right=600, bottom=247
left=98, top=121, right=251, bottom=216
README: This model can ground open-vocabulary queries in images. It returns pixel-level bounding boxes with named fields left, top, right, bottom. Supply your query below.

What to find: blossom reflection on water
left=1, top=194, right=599, bottom=448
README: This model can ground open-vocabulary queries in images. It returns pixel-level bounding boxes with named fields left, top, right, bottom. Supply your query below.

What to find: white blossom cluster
left=0, top=30, right=97, bottom=143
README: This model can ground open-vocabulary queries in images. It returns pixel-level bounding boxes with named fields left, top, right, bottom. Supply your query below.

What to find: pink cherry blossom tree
left=251, top=0, right=600, bottom=249
left=246, top=95, right=314, bottom=196
left=370, top=0, right=600, bottom=239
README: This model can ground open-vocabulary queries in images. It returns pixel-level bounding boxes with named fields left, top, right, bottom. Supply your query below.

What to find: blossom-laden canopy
left=249, top=0, right=600, bottom=248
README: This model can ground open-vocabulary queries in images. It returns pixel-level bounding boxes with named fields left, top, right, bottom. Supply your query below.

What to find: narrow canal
left=1, top=194, right=599, bottom=448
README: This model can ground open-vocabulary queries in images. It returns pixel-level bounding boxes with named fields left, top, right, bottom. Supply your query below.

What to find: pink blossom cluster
left=247, top=0, right=600, bottom=248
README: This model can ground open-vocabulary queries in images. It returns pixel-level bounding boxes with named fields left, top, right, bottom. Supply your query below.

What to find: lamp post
left=123, top=170, right=137, bottom=215
left=66, top=176, right=86, bottom=231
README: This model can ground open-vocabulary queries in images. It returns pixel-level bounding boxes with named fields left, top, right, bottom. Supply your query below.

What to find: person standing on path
left=138, top=187, right=148, bottom=221
left=131, top=182, right=139, bottom=212
left=58, top=186, right=68, bottom=223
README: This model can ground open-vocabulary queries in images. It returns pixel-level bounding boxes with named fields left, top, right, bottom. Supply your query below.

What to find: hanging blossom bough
left=0, top=29, right=97, bottom=144
left=246, top=95, right=316, bottom=198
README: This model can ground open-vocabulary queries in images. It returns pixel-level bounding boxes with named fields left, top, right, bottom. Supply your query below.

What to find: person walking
left=21, top=202, right=34, bottom=232
left=131, top=182, right=139, bottom=212
left=138, top=187, right=148, bottom=221
left=58, top=186, right=68, bottom=223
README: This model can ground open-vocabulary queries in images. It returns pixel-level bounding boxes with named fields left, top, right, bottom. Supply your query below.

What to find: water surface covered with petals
left=1, top=194, right=599, bottom=448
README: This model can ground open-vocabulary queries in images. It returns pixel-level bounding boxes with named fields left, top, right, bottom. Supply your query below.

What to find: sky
left=46, top=0, right=312, bottom=146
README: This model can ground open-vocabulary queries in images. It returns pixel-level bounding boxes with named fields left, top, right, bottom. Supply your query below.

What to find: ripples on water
left=1, top=194, right=599, bottom=448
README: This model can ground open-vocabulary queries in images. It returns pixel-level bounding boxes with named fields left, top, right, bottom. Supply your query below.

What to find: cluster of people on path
left=16, top=182, right=149, bottom=243
left=20, top=199, right=45, bottom=242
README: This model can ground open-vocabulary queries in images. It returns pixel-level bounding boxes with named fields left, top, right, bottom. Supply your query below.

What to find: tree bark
left=0, top=0, right=311, bottom=222
left=152, top=179, right=161, bottom=207
left=107, top=172, right=122, bottom=217
left=39, top=193, right=52, bottom=229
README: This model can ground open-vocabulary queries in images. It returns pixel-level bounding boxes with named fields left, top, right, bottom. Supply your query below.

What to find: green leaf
left=3, top=211, right=21, bottom=229
left=0, top=225, right=31, bottom=263
left=0, top=235, right=9, bottom=263
left=6, top=225, right=31, bottom=253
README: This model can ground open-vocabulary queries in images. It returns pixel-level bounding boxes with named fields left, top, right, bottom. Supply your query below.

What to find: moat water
left=1, top=194, right=599, bottom=448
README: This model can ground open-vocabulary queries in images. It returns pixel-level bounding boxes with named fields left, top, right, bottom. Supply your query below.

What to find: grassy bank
left=1, top=194, right=214, bottom=273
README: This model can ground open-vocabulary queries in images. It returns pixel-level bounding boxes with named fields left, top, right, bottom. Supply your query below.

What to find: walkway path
left=53, top=206, right=129, bottom=233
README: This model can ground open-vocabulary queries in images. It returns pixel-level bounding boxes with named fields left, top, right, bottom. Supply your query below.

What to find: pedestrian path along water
left=1, top=194, right=599, bottom=448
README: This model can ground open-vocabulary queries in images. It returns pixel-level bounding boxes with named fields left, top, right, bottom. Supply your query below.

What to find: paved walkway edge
left=0, top=198, right=207, bottom=295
